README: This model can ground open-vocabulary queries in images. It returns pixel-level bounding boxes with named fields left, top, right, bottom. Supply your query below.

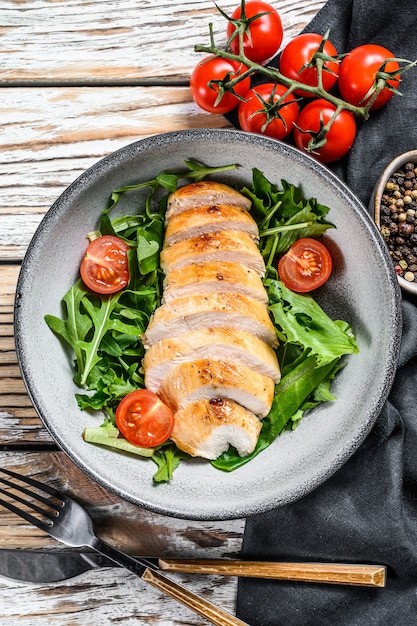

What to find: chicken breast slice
left=160, top=359, right=274, bottom=417
left=166, top=181, right=252, bottom=221
left=160, top=230, right=265, bottom=277
left=143, top=327, right=281, bottom=392
left=164, top=204, right=259, bottom=246
left=170, top=398, right=262, bottom=459
left=162, top=261, right=268, bottom=304
left=142, top=292, right=277, bottom=348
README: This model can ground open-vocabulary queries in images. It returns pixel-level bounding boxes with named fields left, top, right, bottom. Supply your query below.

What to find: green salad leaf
left=267, top=280, right=359, bottom=367
left=83, top=421, right=155, bottom=457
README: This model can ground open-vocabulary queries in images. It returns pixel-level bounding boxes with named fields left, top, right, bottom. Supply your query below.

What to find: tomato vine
left=192, top=0, right=416, bottom=161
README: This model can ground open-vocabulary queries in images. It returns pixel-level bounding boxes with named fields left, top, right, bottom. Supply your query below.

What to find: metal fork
left=0, top=467, right=248, bottom=626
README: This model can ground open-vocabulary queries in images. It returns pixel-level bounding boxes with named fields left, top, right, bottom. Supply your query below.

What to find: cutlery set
left=0, top=467, right=386, bottom=626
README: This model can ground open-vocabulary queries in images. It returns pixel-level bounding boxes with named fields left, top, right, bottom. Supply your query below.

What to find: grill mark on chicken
left=162, top=261, right=268, bottom=304
left=159, top=359, right=274, bottom=417
left=160, top=230, right=266, bottom=276
left=164, top=204, right=259, bottom=246
left=165, top=180, right=252, bottom=221
left=142, top=292, right=277, bottom=348
left=143, top=328, right=281, bottom=393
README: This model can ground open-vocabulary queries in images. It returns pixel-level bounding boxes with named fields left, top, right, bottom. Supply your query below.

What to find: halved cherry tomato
left=227, top=1, right=283, bottom=63
left=278, top=237, right=332, bottom=293
left=115, top=389, right=175, bottom=448
left=190, top=55, right=250, bottom=114
left=80, top=235, right=130, bottom=295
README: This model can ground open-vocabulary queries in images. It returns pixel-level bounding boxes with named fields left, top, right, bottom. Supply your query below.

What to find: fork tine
left=0, top=495, right=52, bottom=533
left=0, top=467, right=64, bottom=500
left=0, top=483, right=58, bottom=521
left=0, top=474, right=61, bottom=512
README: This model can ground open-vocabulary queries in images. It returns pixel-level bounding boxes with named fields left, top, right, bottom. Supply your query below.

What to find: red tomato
left=279, top=33, right=339, bottom=97
left=116, top=389, right=175, bottom=448
left=293, top=98, right=356, bottom=163
left=278, top=238, right=332, bottom=292
left=190, top=55, right=250, bottom=114
left=80, top=235, right=130, bottom=295
left=227, top=1, right=283, bottom=63
left=338, top=44, right=400, bottom=110
left=238, top=83, right=299, bottom=139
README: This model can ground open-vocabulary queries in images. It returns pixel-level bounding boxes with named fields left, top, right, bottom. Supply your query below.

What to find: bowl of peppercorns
left=372, top=150, right=417, bottom=295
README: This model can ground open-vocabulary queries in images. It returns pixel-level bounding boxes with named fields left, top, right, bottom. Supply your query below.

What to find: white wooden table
left=0, top=1, right=325, bottom=623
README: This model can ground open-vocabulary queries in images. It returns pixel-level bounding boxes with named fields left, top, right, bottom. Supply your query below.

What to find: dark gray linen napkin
left=232, top=1, right=417, bottom=624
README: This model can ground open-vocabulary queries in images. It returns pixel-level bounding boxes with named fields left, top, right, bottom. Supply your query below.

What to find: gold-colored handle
left=158, top=559, right=386, bottom=588
left=141, top=567, right=248, bottom=626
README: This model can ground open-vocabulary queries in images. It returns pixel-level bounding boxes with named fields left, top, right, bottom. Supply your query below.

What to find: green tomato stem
left=194, top=43, right=371, bottom=120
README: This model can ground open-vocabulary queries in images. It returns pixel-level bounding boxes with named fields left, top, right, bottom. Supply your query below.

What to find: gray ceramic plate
left=14, top=129, right=402, bottom=520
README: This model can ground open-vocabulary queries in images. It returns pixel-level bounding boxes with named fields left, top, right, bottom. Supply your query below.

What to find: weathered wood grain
left=0, top=268, right=50, bottom=443
left=0, top=450, right=244, bottom=626
left=0, top=85, right=232, bottom=261
left=2, top=0, right=326, bottom=84
left=0, top=565, right=238, bottom=626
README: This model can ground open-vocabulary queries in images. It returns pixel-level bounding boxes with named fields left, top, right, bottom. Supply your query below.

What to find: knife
left=0, top=550, right=386, bottom=587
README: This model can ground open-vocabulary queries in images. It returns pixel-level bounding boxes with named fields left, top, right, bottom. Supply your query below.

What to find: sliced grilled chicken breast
left=160, top=359, right=274, bottom=417
left=164, top=204, right=259, bottom=246
left=166, top=181, right=252, bottom=221
left=162, top=261, right=268, bottom=304
left=170, top=398, right=262, bottom=459
left=141, top=179, right=280, bottom=460
left=143, top=327, right=281, bottom=392
left=160, top=230, right=265, bottom=276
left=142, top=292, right=277, bottom=348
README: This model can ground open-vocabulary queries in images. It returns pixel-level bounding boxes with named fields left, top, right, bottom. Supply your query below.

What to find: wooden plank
left=0, top=270, right=51, bottom=443
left=2, top=0, right=326, bottom=84
left=0, top=450, right=244, bottom=624
left=0, top=267, right=20, bottom=306
left=0, top=85, right=232, bottom=262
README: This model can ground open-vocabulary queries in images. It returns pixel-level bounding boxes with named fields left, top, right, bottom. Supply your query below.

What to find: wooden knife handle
left=141, top=567, right=248, bottom=626
left=158, top=559, right=386, bottom=588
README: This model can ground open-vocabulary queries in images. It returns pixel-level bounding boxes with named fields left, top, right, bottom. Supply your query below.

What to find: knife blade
left=0, top=549, right=386, bottom=587
left=0, top=549, right=120, bottom=583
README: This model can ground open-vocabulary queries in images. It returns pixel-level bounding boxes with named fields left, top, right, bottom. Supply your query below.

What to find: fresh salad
left=45, top=160, right=359, bottom=482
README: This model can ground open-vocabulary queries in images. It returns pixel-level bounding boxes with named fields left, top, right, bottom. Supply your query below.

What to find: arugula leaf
left=151, top=445, right=191, bottom=483
left=212, top=272, right=357, bottom=472
left=240, top=168, right=335, bottom=269
left=45, top=280, right=92, bottom=380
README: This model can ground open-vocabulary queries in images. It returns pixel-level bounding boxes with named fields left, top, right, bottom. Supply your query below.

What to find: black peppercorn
left=399, top=222, right=415, bottom=236
left=378, top=161, right=417, bottom=283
